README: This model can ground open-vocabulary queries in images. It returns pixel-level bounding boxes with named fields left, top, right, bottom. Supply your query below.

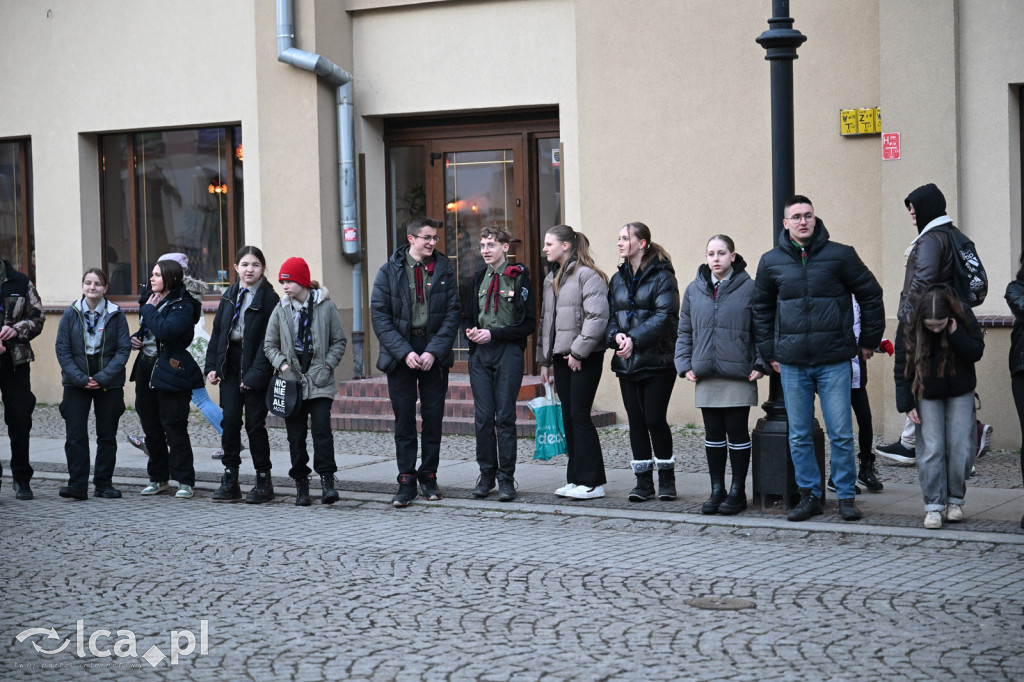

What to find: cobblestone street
left=3, top=477, right=1023, bottom=680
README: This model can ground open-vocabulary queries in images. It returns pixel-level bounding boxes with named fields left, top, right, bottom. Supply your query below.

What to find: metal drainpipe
left=276, top=0, right=366, bottom=377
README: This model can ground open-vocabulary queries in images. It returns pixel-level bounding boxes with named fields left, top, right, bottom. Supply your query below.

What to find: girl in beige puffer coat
left=537, top=225, right=610, bottom=500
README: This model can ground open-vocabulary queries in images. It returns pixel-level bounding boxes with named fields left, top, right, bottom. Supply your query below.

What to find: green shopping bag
left=529, top=383, right=567, bottom=461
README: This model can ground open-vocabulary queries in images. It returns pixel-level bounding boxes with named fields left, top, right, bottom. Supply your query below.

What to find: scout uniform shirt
left=404, top=251, right=433, bottom=331
left=477, top=258, right=518, bottom=330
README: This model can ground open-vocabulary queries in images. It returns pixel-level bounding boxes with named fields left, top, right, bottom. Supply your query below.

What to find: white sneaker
left=175, top=484, right=194, bottom=499
left=946, top=504, right=965, bottom=522
left=140, top=481, right=170, bottom=496
left=565, top=485, right=605, bottom=500
left=555, top=483, right=577, bottom=497
left=924, top=511, right=942, bottom=529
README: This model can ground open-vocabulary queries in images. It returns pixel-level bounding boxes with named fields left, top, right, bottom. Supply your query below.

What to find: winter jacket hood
left=905, top=184, right=948, bottom=234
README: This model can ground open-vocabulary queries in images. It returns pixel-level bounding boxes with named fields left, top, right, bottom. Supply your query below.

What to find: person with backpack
left=876, top=184, right=992, bottom=467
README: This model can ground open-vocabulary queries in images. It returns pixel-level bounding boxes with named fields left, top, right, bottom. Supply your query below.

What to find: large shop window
left=100, top=125, right=243, bottom=297
left=0, top=138, right=34, bottom=281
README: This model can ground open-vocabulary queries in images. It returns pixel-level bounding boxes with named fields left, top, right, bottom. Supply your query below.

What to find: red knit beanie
left=278, top=257, right=312, bottom=289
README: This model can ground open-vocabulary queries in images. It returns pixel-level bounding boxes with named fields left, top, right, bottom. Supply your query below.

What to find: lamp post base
left=751, top=414, right=825, bottom=510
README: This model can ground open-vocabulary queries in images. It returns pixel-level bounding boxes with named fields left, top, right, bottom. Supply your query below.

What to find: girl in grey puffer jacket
left=676, top=235, right=765, bottom=516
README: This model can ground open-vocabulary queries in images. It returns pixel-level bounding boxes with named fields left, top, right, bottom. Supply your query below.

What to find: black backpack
left=937, top=225, right=988, bottom=307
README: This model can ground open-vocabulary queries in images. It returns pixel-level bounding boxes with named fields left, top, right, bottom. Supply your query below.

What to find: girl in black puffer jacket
left=606, top=222, right=680, bottom=502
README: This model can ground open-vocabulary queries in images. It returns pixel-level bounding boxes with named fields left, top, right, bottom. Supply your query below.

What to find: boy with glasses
left=371, top=217, right=461, bottom=507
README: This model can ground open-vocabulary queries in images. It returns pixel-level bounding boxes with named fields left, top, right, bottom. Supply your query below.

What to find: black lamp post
left=751, top=1, right=825, bottom=509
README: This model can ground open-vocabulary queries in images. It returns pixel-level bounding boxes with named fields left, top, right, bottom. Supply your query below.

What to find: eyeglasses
left=414, top=234, right=440, bottom=243
left=787, top=212, right=815, bottom=223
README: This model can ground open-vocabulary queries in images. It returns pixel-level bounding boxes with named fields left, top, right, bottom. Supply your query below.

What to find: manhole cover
left=686, top=596, right=756, bottom=611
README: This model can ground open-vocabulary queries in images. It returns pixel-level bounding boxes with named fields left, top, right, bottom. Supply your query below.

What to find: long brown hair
left=546, top=224, right=607, bottom=292
left=623, top=221, right=671, bottom=272
left=903, top=285, right=969, bottom=398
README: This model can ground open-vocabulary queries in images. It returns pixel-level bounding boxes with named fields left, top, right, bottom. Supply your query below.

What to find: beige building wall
left=574, top=0, right=882, bottom=428
left=879, top=0, right=1024, bottom=448
left=0, top=0, right=264, bottom=404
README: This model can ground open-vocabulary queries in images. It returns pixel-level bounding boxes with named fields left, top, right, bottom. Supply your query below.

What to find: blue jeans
left=780, top=361, right=857, bottom=499
left=192, top=386, right=224, bottom=436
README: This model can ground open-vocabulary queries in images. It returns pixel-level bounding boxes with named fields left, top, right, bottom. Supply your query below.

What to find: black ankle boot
left=246, top=471, right=275, bottom=504
left=320, top=474, right=340, bottom=505
left=628, top=472, right=655, bottom=502
left=294, top=477, right=311, bottom=506
left=717, top=479, right=747, bottom=515
left=213, top=469, right=242, bottom=502
left=701, top=481, right=728, bottom=514
left=654, top=457, right=676, bottom=500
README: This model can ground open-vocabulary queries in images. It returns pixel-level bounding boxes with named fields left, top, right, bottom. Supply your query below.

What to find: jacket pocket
left=309, top=364, right=333, bottom=388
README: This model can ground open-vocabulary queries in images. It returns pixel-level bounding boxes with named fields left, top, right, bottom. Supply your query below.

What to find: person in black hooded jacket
left=877, top=183, right=993, bottom=467
left=131, top=258, right=204, bottom=499
left=606, top=222, right=679, bottom=502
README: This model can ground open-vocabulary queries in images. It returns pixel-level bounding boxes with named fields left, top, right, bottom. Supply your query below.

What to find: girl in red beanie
left=264, top=257, right=347, bottom=505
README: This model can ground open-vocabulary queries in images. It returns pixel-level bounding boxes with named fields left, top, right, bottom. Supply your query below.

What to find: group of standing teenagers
left=54, top=246, right=347, bottom=506
left=535, top=224, right=763, bottom=511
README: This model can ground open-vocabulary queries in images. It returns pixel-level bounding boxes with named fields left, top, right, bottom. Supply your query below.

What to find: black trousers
left=553, top=352, right=607, bottom=487
left=220, top=344, right=272, bottom=472
left=468, top=342, right=525, bottom=482
left=618, top=372, right=676, bottom=461
left=60, top=385, right=125, bottom=489
left=387, top=335, right=449, bottom=478
left=1013, top=373, right=1024, bottom=487
left=850, top=386, right=874, bottom=464
left=285, top=397, right=335, bottom=479
left=0, top=357, right=35, bottom=484
left=134, top=358, right=195, bottom=486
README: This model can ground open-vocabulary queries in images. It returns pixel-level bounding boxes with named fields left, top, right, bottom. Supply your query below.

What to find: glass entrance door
left=427, top=136, right=527, bottom=366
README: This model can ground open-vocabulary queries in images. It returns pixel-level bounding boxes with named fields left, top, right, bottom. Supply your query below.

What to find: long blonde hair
left=547, top=224, right=607, bottom=292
